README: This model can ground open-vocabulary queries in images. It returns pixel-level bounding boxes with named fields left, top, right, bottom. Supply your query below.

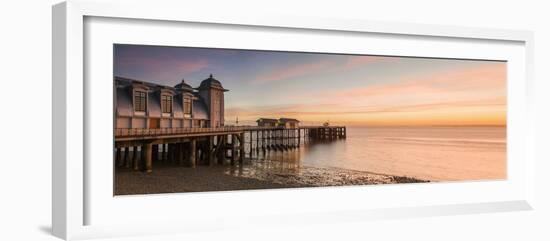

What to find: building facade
left=114, top=74, right=228, bottom=129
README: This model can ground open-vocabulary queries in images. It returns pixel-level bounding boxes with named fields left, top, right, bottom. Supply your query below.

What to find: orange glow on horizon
left=225, top=62, right=507, bottom=127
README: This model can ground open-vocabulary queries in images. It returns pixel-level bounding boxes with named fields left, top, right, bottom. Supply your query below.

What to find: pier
left=114, top=126, right=346, bottom=172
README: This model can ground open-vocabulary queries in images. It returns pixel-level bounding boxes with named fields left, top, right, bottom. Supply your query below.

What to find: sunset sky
left=114, top=44, right=507, bottom=126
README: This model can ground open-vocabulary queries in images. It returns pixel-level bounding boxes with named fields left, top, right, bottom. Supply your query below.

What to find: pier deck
left=114, top=126, right=346, bottom=172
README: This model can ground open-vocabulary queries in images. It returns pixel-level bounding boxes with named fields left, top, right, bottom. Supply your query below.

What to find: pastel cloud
left=115, top=46, right=211, bottom=84
left=343, top=56, right=389, bottom=69
left=250, top=55, right=387, bottom=84
left=226, top=62, right=506, bottom=126
left=119, top=58, right=208, bottom=74
left=252, top=60, right=332, bottom=83
left=335, top=62, right=503, bottom=96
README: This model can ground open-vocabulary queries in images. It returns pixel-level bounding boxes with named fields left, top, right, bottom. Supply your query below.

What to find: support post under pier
left=143, top=143, right=152, bottom=173
left=190, top=139, right=196, bottom=168
left=208, top=136, right=214, bottom=166
left=231, top=134, right=236, bottom=165
left=132, top=146, right=140, bottom=171
left=133, top=146, right=143, bottom=171
left=239, top=133, right=245, bottom=164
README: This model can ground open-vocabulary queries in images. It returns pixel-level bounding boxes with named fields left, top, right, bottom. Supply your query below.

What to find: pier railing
left=115, top=125, right=345, bottom=137
left=115, top=126, right=281, bottom=137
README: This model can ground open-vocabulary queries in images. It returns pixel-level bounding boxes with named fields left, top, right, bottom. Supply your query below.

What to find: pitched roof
left=279, top=118, right=300, bottom=122
left=256, top=118, right=278, bottom=122
left=174, top=78, right=193, bottom=92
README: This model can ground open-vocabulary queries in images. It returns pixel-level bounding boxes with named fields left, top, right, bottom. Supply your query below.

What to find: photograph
left=113, top=44, right=507, bottom=195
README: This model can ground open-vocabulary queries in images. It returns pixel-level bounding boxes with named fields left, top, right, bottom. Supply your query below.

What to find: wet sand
left=115, top=161, right=428, bottom=195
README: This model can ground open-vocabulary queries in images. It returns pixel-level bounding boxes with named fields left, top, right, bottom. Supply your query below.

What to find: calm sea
left=246, top=126, right=506, bottom=181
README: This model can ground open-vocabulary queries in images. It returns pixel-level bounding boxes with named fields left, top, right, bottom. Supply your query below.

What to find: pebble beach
left=115, top=161, right=427, bottom=195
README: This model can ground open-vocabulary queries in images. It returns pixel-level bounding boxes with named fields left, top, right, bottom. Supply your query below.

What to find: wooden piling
left=231, top=134, right=237, bottom=165
left=177, top=142, right=185, bottom=166
left=132, top=146, right=140, bottom=171
left=208, top=136, right=214, bottom=166
left=162, top=144, right=168, bottom=161
left=298, top=129, right=301, bottom=147
left=158, top=144, right=163, bottom=162
left=143, top=143, right=153, bottom=173
left=217, top=135, right=225, bottom=165
left=122, top=147, right=129, bottom=168
left=190, top=139, right=196, bottom=168
left=255, top=131, right=259, bottom=153
left=167, top=143, right=173, bottom=163
left=115, top=148, right=122, bottom=167
left=239, top=133, right=245, bottom=164
left=152, top=144, right=158, bottom=163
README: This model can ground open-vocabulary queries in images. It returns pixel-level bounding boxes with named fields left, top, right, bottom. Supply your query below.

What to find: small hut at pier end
left=256, top=118, right=300, bottom=128
left=278, top=118, right=300, bottom=128
left=256, top=118, right=279, bottom=127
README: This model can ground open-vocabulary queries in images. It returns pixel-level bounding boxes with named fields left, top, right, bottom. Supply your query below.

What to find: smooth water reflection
left=231, top=126, right=506, bottom=182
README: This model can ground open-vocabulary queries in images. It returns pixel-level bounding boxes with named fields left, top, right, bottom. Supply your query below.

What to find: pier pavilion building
left=114, top=74, right=228, bottom=129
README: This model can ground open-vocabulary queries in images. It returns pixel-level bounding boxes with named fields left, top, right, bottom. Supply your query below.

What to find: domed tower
left=174, top=78, right=194, bottom=93
left=196, top=74, right=229, bottom=127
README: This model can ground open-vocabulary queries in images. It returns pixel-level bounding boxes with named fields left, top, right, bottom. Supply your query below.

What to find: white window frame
left=132, top=88, right=147, bottom=115
left=183, top=96, right=192, bottom=118
left=160, top=93, right=173, bottom=116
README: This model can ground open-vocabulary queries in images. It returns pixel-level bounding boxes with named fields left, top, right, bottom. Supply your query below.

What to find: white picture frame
left=52, top=0, right=535, bottom=240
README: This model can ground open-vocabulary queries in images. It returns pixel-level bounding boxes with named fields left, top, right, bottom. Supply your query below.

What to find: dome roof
left=174, top=78, right=193, bottom=92
left=197, top=74, right=228, bottom=91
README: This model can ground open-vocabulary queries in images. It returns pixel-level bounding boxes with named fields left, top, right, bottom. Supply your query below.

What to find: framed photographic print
left=113, top=44, right=505, bottom=195
left=52, top=0, right=535, bottom=240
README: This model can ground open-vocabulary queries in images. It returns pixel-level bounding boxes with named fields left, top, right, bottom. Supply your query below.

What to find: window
left=134, top=90, right=147, bottom=112
left=161, top=95, right=172, bottom=113
left=183, top=97, right=192, bottom=115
